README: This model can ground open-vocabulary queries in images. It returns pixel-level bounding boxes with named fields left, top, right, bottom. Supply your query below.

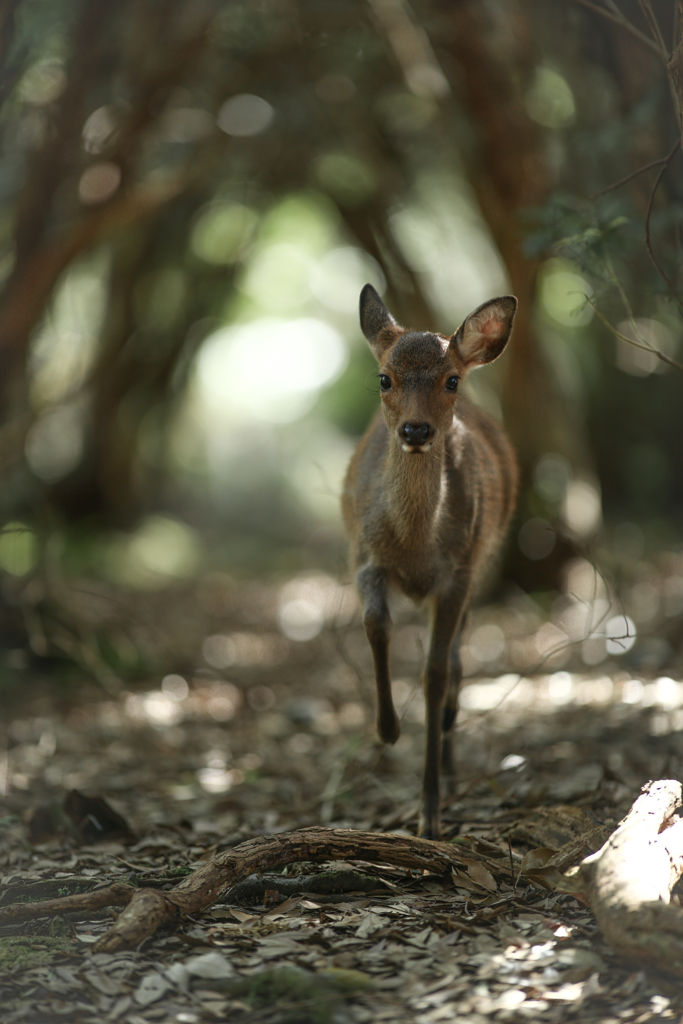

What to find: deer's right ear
left=359, top=284, right=402, bottom=358
left=450, top=295, right=517, bottom=371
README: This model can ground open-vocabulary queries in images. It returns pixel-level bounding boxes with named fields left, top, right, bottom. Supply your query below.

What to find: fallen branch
left=1, top=827, right=511, bottom=951
left=0, top=882, right=136, bottom=923
left=560, top=779, right=683, bottom=977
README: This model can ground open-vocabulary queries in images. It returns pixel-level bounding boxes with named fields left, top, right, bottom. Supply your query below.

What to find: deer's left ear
left=450, top=296, right=517, bottom=370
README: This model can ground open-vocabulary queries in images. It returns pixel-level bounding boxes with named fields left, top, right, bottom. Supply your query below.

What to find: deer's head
left=359, top=285, right=517, bottom=453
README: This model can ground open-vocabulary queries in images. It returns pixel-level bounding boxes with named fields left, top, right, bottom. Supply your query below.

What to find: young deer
left=342, top=285, right=518, bottom=839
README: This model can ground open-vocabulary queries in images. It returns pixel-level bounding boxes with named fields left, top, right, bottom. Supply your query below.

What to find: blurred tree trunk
left=0, top=0, right=210, bottom=416
left=432, top=0, right=592, bottom=483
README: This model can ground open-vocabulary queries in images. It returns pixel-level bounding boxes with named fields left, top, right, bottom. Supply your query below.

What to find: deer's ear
left=450, top=296, right=517, bottom=370
left=359, top=284, right=402, bottom=357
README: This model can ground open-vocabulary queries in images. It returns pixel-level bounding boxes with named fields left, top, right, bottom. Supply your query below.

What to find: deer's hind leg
left=441, top=616, right=466, bottom=786
left=420, top=581, right=470, bottom=840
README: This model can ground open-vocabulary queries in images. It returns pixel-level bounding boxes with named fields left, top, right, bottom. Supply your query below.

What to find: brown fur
left=342, top=285, right=518, bottom=839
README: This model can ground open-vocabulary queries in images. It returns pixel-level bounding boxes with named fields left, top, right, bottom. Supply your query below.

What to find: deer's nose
left=401, top=422, right=432, bottom=447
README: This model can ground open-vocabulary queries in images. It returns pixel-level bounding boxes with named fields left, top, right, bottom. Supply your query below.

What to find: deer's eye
left=379, top=374, right=392, bottom=391
left=445, top=375, right=459, bottom=391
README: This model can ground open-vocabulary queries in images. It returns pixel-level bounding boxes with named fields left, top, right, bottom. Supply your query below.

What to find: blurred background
left=0, top=0, right=682, bottom=698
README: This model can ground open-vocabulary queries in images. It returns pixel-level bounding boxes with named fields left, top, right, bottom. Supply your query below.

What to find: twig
left=589, top=155, right=670, bottom=199
left=587, top=295, right=683, bottom=371
left=644, top=139, right=683, bottom=310
left=637, top=0, right=669, bottom=59
left=569, top=0, right=663, bottom=57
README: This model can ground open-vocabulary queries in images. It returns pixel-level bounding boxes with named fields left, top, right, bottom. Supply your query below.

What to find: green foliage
left=0, top=934, right=76, bottom=970
left=315, top=342, right=379, bottom=436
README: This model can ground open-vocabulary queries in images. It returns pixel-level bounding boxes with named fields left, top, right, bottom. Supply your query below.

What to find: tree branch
left=0, top=827, right=514, bottom=952
left=644, top=139, right=683, bottom=311
left=569, top=0, right=663, bottom=58
left=589, top=154, right=670, bottom=199
left=588, top=298, right=683, bottom=371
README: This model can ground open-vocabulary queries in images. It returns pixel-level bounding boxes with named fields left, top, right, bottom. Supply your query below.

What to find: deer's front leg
left=357, top=563, right=400, bottom=745
left=420, top=582, right=470, bottom=839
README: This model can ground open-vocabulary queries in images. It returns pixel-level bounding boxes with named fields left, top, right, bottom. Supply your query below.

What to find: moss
left=213, top=965, right=373, bottom=1023
left=0, top=934, right=77, bottom=971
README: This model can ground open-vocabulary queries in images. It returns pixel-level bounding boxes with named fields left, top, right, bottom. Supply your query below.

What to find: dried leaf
left=133, top=971, right=171, bottom=1005
left=356, top=912, right=385, bottom=938
left=229, top=908, right=259, bottom=924
left=264, top=895, right=302, bottom=915
left=466, top=862, right=497, bottom=892
left=520, top=847, right=558, bottom=872
left=185, top=952, right=235, bottom=979
left=82, top=967, right=120, bottom=996
left=451, top=867, right=488, bottom=893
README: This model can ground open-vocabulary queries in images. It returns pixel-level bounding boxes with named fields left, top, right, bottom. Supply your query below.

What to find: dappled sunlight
left=202, top=633, right=288, bottom=668
left=241, top=243, right=315, bottom=310
left=190, top=202, right=258, bottom=264
left=562, top=479, right=602, bottom=537
left=18, top=57, right=66, bottom=104
left=217, top=94, right=274, bottom=136
left=389, top=177, right=509, bottom=323
left=309, top=246, right=386, bottom=312
left=78, top=161, right=121, bottom=204
left=277, top=573, right=358, bottom=642
left=538, top=259, right=593, bottom=327
left=525, top=67, right=575, bottom=128
left=0, top=522, right=37, bottom=576
left=615, top=318, right=677, bottom=376
left=101, top=516, right=203, bottom=589
left=24, top=404, right=84, bottom=482
left=196, top=317, right=347, bottom=423
left=29, top=257, right=108, bottom=405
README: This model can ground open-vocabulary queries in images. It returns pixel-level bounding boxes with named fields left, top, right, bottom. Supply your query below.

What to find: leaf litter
left=2, top=573, right=683, bottom=1022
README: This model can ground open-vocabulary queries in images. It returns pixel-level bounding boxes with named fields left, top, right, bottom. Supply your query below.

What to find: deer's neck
left=383, top=436, right=447, bottom=549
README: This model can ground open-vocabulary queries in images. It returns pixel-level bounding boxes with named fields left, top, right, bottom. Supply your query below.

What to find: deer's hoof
left=377, top=711, right=401, bottom=745
left=418, top=801, right=441, bottom=841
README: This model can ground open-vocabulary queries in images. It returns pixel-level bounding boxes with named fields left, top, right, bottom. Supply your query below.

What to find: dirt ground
left=2, top=570, right=683, bottom=1023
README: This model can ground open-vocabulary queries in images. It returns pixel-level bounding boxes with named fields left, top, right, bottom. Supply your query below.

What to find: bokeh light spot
left=25, top=406, right=84, bottom=482
left=467, top=623, right=506, bottom=663
left=161, top=675, right=189, bottom=702
left=518, top=518, right=556, bottom=560
left=191, top=203, right=257, bottom=264
left=79, top=162, right=121, bottom=204
left=278, top=599, right=324, bottom=641
left=197, top=318, right=347, bottom=423
left=534, top=453, right=571, bottom=503
left=217, top=94, right=273, bottom=136
left=539, top=260, right=593, bottom=327
left=615, top=319, right=676, bottom=376
left=525, top=67, right=575, bottom=128
left=309, top=247, right=386, bottom=312
left=605, top=615, right=636, bottom=655
left=562, top=480, right=602, bottom=537
left=0, top=523, right=37, bottom=577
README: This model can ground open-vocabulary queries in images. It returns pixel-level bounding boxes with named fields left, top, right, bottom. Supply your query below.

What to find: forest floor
left=1, top=569, right=683, bottom=1023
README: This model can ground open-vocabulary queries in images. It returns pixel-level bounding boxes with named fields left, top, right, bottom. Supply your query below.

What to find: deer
left=342, top=285, right=518, bottom=839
